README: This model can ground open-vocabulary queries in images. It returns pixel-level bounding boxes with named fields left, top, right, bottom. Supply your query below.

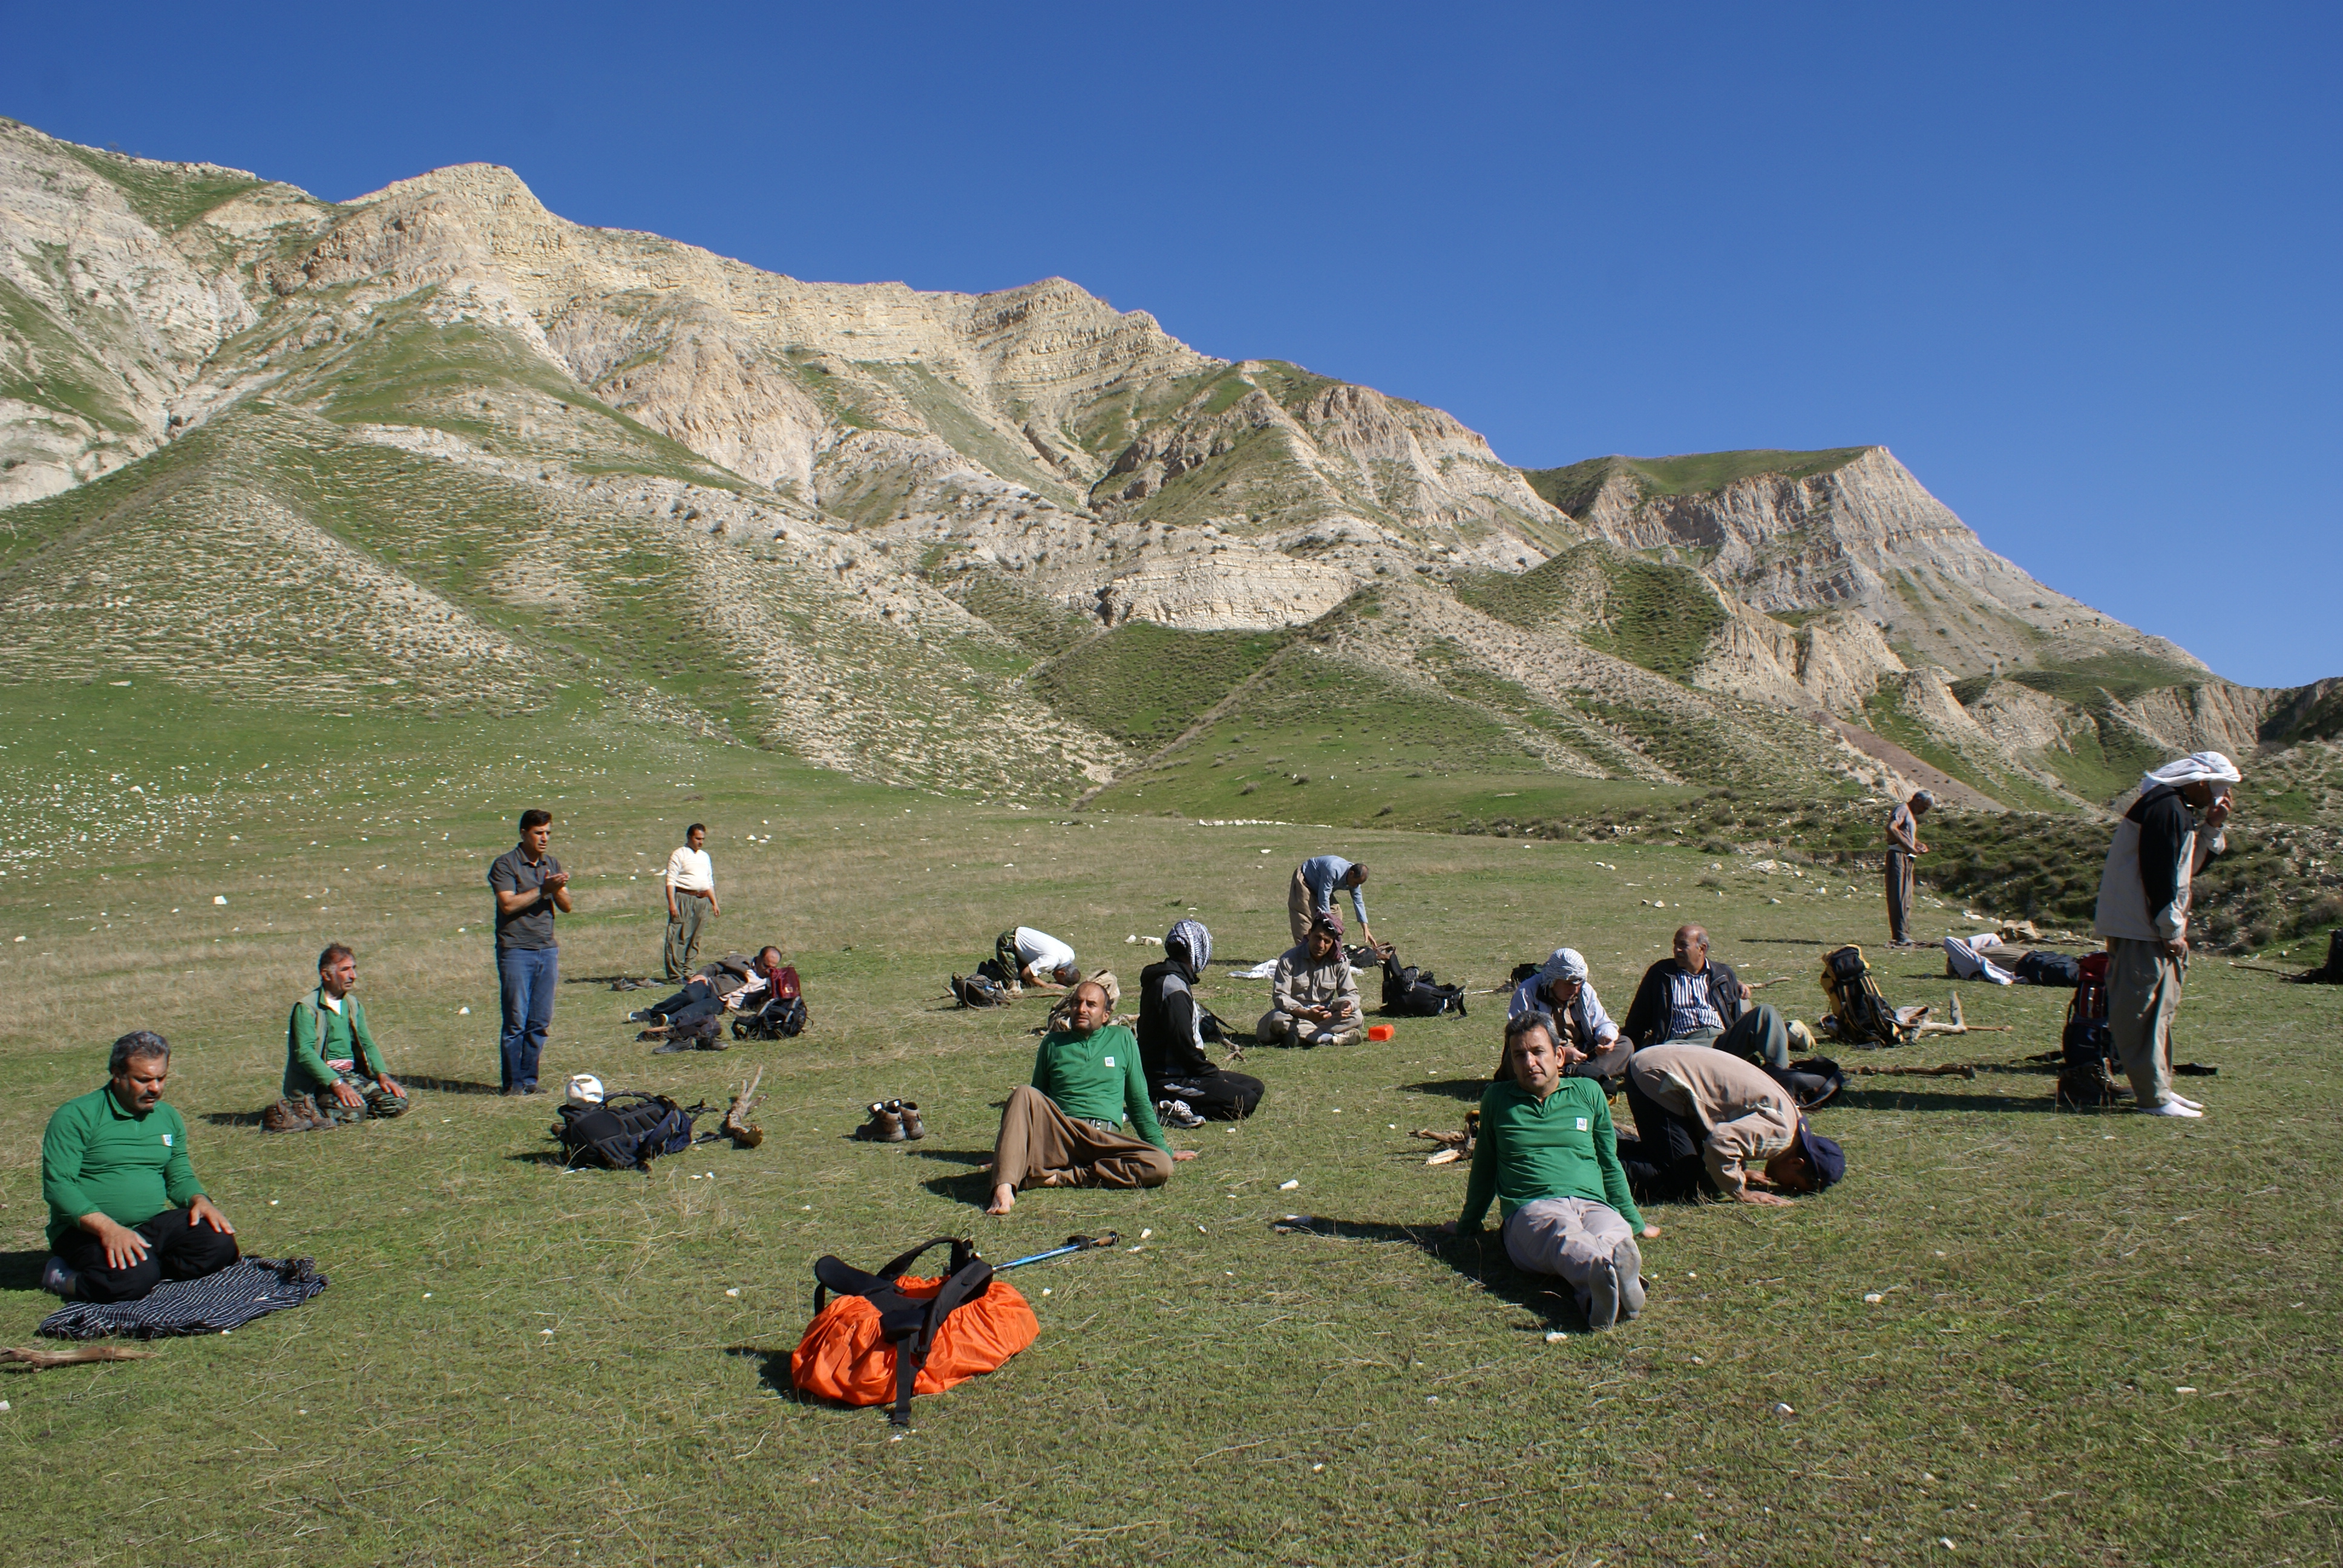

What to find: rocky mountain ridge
left=3, top=119, right=2333, bottom=822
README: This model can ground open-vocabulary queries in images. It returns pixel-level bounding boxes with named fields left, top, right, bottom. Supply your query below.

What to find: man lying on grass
left=1619, top=1042, right=1844, bottom=1207
left=986, top=980, right=1196, bottom=1216
left=1439, top=1011, right=1659, bottom=1332
left=41, top=1031, right=239, bottom=1302
left=627, top=947, right=784, bottom=1050
left=283, top=944, right=408, bottom=1125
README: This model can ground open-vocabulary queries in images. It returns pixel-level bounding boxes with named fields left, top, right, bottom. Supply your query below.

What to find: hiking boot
left=898, top=1102, right=925, bottom=1140
left=693, top=1036, right=730, bottom=1051
left=261, top=1097, right=310, bottom=1133
left=39, top=1255, right=82, bottom=1301
left=859, top=1102, right=906, bottom=1142
left=1155, top=1099, right=1205, bottom=1129
left=652, top=1039, right=690, bottom=1054
left=627, top=1009, right=666, bottom=1025
left=293, top=1094, right=338, bottom=1131
left=1583, top=1255, right=1625, bottom=1332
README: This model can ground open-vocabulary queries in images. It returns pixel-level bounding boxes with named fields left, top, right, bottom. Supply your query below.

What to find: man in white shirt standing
left=663, top=824, right=719, bottom=981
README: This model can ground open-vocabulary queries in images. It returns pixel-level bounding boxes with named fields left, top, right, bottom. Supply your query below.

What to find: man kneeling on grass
left=1619, top=1042, right=1844, bottom=1207
left=986, top=981, right=1196, bottom=1215
left=284, top=944, right=408, bottom=1125
left=41, top=1031, right=239, bottom=1302
left=1440, top=1012, right=1658, bottom=1331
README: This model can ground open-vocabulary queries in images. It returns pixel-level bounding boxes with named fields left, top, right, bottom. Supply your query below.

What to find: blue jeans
left=497, top=946, right=559, bottom=1091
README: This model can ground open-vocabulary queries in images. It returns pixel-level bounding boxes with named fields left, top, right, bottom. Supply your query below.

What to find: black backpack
left=950, top=973, right=1012, bottom=1008
left=808, top=1238, right=997, bottom=1426
left=2056, top=953, right=2122, bottom=1108
left=1509, top=960, right=1542, bottom=985
left=554, top=1091, right=701, bottom=1170
left=735, top=994, right=809, bottom=1040
left=2013, top=950, right=2082, bottom=987
left=1380, top=953, right=1469, bottom=1018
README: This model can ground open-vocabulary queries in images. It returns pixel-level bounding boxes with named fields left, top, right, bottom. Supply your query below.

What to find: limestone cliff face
left=1566, top=446, right=2206, bottom=681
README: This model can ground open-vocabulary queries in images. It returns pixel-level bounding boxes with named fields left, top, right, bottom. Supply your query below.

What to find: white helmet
left=564, top=1073, right=605, bottom=1108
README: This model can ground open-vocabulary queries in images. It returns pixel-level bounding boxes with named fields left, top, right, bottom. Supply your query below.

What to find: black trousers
left=1617, top=1073, right=1707, bottom=1204
left=647, top=979, right=725, bottom=1028
left=1155, top=1069, right=1265, bottom=1122
left=55, top=1207, right=240, bottom=1304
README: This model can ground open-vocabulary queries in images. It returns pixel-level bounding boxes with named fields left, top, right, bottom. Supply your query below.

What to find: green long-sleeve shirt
left=284, top=989, right=387, bottom=1097
left=1458, top=1077, right=1643, bottom=1233
left=42, top=1085, right=206, bottom=1249
left=1030, top=1023, right=1168, bottom=1152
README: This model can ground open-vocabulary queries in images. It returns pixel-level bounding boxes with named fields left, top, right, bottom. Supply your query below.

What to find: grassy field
left=1, top=684, right=2338, bottom=1567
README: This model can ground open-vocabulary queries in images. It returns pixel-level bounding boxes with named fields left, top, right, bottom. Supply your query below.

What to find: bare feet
left=984, top=1183, right=1017, bottom=1215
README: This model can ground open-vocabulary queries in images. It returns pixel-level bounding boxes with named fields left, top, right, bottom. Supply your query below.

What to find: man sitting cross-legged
left=1138, top=920, right=1265, bottom=1125
left=1618, top=1041, right=1845, bottom=1207
left=284, top=944, right=408, bottom=1125
left=1257, top=920, right=1362, bottom=1048
left=41, top=1031, right=240, bottom=1302
left=1438, top=1011, right=1659, bottom=1332
left=1500, top=947, right=1628, bottom=1080
left=628, top=948, right=784, bottom=1050
left=986, top=981, right=1198, bottom=1215
left=1619, top=923, right=1791, bottom=1074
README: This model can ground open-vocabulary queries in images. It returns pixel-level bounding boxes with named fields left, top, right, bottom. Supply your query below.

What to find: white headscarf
left=2139, top=751, right=2241, bottom=796
left=1538, top=947, right=1588, bottom=983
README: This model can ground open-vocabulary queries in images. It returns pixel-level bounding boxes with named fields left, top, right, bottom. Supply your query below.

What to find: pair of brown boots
left=261, top=1094, right=339, bottom=1133
left=856, top=1099, right=925, bottom=1142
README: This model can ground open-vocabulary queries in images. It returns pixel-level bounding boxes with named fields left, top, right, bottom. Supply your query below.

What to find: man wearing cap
left=1257, top=920, right=1362, bottom=1048
left=1137, top=919, right=1265, bottom=1123
left=1885, top=790, right=1934, bottom=946
left=1289, top=855, right=1386, bottom=956
left=1619, top=1041, right=1843, bottom=1206
left=1440, top=1011, right=1659, bottom=1331
left=2093, top=751, right=2240, bottom=1120
left=1502, top=948, right=1628, bottom=1080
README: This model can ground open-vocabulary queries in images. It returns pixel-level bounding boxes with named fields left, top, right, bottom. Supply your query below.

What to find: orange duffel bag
left=790, top=1237, right=1039, bottom=1425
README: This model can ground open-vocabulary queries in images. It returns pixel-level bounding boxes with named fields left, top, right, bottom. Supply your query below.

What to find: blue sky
left=10, top=1, right=2335, bottom=685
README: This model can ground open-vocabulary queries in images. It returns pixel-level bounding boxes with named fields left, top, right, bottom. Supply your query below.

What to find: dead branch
left=722, top=1067, right=765, bottom=1149
left=1850, top=1062, right=1978, bottom=1079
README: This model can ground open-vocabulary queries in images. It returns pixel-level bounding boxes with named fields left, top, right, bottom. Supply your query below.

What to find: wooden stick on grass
left=2, top=1345, right=159, bottom=1370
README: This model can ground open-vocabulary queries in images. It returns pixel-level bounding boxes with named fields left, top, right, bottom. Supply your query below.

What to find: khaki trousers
left=1885, top=851, right=1915, bottom=942
left=664, top=891, right=712, bottom=981
left=992, top=1085, right=1173, bottom=1191
left=2107, top=936, right=2183, bottom=1109
left=1503, top=1197, right=1645, bottom=1322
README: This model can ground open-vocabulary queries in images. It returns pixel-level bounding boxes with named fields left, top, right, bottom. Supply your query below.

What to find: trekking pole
left=995, top=1232, right=1119, bottom=1270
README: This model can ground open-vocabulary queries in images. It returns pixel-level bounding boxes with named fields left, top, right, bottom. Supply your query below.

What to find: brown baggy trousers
left=992, top=1085, right=1173, bottom=1191
left=1884, top=851, right=1915, bottom=943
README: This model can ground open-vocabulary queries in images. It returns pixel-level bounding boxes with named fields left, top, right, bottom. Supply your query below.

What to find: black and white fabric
left=39, top=1256, right=328, bottom=1341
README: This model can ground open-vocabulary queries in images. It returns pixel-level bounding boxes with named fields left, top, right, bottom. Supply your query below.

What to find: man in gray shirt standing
left=488, top=809, right=571, bottom=1095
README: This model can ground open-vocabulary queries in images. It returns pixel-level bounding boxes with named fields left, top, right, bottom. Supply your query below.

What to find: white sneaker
left=2170, top=1094, right=2205, bottom=1111
left=2138, top=1100, right=2203, bottom=1119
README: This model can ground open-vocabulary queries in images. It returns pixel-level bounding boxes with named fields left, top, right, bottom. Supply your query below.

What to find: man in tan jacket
left=1622, top=1042, right=1844, bottom=1206
left=1256, top=921, right=1362, bottom=1048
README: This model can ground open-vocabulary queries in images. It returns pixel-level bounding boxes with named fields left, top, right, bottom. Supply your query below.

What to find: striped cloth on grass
left=39, top=1256, right=329, bottom=1341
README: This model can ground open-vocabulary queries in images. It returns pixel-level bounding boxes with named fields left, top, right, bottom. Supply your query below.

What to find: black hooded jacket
left=1136, top=958, right=1211, bottom=1088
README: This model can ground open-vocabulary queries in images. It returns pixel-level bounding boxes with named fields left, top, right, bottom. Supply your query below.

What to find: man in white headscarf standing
left=2092, top=751, right=2240, bottom=1119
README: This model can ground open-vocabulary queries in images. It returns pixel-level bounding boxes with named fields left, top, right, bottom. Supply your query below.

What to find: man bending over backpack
left=1438, top=1011, right=1659, bottom=1331
left=283, top=944, right=407, bottom=1125
left=986, top=981, right=1196, bottom=1215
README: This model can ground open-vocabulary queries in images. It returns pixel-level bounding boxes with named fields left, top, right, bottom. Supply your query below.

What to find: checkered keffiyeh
left=39, top=1256, right=329, bottom=1341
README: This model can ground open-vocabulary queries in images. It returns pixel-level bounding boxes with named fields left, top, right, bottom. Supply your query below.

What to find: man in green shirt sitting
left=41, top=1031, right=240, bottom=1302
left=1441, top=1011, right=1660, bottom=1331
left=285, top=944, right=408, bottom=1125
left=985, top=980, right=1198, bottom=1215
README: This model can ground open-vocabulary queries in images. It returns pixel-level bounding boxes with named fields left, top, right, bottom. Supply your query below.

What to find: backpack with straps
left=791, top=1238, right=1039, bottom=1425
left=1818, top=944, right=1913, bottom=1047
left=554, top=1091, right=701, bottom=1170
left=2056, top=952, right=2123, bottom=1108
left=1380, top=952, right=1469, bottom=1018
